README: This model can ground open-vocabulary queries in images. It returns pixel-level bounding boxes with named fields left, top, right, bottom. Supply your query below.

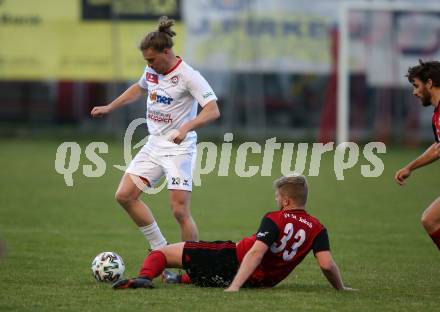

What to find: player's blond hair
left=273, top=175, right=308, bottom=206
left=139, top=16, right=176, bottom=52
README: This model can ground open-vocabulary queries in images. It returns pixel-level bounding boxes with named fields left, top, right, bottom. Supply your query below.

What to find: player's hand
left=165, top=129, right=180, bottom=142
left=172, top=127, right=189, bottom=145
left=394, top=167, right=411, bottom=186
left=91, top=105, right=111, bottom=118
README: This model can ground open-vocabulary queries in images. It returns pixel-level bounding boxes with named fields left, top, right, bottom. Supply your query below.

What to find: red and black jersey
left=236, top=209, right=328, bottom=287
left=432, top=104, right=440, bottom=142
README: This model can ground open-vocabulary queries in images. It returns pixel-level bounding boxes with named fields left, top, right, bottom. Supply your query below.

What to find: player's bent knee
left=171, top=208, right=191, bottom=223
left=115, top=190, right=136, bottom=206
left=421, top=213, right=438, bottom=233
left=114, top=191, right=126, bottom=204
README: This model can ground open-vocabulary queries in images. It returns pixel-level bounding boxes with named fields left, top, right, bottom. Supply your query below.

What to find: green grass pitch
left=0, top=138, right=439, bottom=311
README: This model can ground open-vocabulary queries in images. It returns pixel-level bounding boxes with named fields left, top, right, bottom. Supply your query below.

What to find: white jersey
left=138, top=58, right=217, bottom=155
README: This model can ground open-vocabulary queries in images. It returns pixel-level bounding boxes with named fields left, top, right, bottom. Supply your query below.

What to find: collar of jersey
left=162, top=57, right=182, bottom=76
left=283, top=208, right=307, bottom=213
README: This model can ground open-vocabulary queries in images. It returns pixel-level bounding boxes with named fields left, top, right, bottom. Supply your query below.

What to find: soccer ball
left=91, top=252, right=125, bottom=282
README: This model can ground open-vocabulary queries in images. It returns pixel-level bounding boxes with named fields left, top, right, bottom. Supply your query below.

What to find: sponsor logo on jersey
left=146, top=109, right=173, bottom=124
left=146, top=72, right=158, bottom=84
left=257, top=231, right=270, bottom=238
left=203, top=91, right=213, bottom=99
left=149, top=91, right=173, bottom=105
left=149, top=92, right=157, bottom=102
left=170, top=75, right=179, bottom=86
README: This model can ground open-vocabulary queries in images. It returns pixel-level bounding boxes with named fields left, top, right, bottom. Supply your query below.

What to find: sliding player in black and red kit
left=113, top=175, right=354, bottom=291
left=395, top=60, right=440, bottom=251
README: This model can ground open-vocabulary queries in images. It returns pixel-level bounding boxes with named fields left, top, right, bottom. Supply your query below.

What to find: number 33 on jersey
left=236, top=209, right=330, bottom=287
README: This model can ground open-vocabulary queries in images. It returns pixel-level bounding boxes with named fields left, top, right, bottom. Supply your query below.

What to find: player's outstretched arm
left=315, top=251, right=355, bottom=291
left=394, top=142, right=440, bottom=185
left=91, top=83, right=146, bottom=118
left=224, top=241, right=268, bottom=292
left=172, top=101, right=220, bottom=144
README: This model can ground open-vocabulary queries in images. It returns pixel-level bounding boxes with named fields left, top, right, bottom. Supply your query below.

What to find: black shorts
left=182, top=240, right=239, bottom=287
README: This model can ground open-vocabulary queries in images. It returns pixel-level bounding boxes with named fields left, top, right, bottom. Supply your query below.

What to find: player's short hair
left=407, top=59, right=440, bottom=87
left=273, top=175, right=308, bottom=206
left=139, top=16, right=176, bottom=52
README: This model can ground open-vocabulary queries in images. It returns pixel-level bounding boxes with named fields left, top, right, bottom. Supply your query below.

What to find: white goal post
left=337, top=1, right=440, bottom=144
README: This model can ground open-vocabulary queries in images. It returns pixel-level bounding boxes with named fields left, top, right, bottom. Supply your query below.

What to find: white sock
left=139, top=222, right=167, bottom=250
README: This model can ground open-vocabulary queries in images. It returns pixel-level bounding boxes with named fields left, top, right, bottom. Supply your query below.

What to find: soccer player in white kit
left=91, top=16, right=220, bottom=250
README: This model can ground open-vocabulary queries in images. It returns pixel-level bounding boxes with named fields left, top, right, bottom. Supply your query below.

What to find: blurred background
left=1, top=0, right=440, bottom=143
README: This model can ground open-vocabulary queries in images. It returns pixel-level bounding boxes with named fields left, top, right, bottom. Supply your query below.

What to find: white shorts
left=126, top=145, right=196, bottom=192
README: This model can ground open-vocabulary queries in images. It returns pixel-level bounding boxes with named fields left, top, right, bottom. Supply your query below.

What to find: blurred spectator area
left=0, top=73, right=423, bottom=142
left=0, top=74, right=330, bottom=139
left=0, top=81, right=106, bottom=124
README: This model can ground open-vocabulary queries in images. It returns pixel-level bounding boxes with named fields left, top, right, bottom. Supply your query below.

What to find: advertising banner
left=0, top=0, right=183, bottom=80
left=182, top=0, right=338, bottom=73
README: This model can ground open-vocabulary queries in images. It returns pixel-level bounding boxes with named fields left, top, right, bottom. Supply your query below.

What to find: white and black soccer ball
left=91, top=252, right=125, bottom=282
